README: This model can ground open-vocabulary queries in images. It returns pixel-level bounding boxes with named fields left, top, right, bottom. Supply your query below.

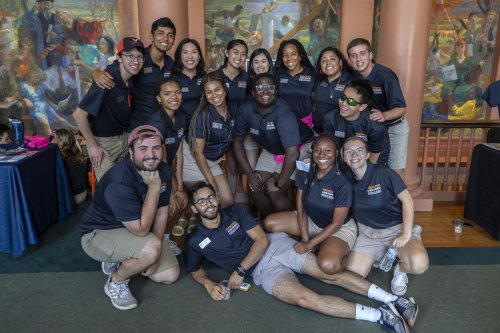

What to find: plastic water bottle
left=379, top=247, right=398, bottom=272
left=9, top=117, right=25, bottom=148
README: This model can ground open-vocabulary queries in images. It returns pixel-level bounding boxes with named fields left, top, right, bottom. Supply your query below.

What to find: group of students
left=71, top=16, right=430, bottom=332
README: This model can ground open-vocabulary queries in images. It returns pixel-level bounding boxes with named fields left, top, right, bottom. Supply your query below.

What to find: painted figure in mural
left=347, top=38, right=407, bottom=179
left=187, top=181, right=417, bottom=333
left=0, top=46, right=27, bottom=124
left=73, top=37, right=146, bottom=181
left=275, top=15, right=294, bottom=40
left=79, top=125, right=180, bottom=311
left=212, top=5, right=244, bottom=46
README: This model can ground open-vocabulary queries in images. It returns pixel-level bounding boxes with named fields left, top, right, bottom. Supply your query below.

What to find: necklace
left=329, top=72, right=342, bottom=99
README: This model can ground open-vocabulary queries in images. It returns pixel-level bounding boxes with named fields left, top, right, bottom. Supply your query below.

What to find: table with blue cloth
left=0, top=144, right=76, bottom=257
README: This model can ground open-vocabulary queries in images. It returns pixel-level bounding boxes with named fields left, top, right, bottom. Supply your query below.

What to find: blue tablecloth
left=0, top=144, right=76, bottom=257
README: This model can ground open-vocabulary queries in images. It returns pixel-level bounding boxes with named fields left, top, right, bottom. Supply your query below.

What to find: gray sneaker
left=101, top=262, right=119, bottom=275
left=104, top=277, right=137, bottom=310
left=391, top=297, right=418, bottom=327
left=164, top=234, right=182, bottom=255
left=377, top=303, right=409, bottom=333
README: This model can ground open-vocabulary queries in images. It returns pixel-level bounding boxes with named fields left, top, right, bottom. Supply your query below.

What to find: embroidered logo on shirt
left=334, top=130, right=345, bottom=138
left=230, top=119, right=235, bottom=127
left=199, top=237, right=211, bottom=249
left=336, top=84, right=346, bottom=91
left=212, top=122, right=223, bottom=129
left=164, top=137, right=176, bottom=144
left=266, top=121, right=275, bottom=130
left=372, top=86, right=382, bottom=94
left=116, top=95, right=125, bottom=103
left=225, top=82, right=230, bottom=88
left=164, top=70, right=171, bottom=78
left=226, top=221, right=240, bottom=235
left=280, top=78, right=288, bottom=84
left=367, top=184, right=382, bottom=195
left=250, top=128, right=259, bottom=135
left=177, top=128, right=184, bottom=138
left=320, top=82, right=328, bottom=87
left=320, top=188, right=334, bottom=200
left=197, top=78, right=202, bottom=85
left=354, top=133, right=368, bottom=141
left=238, top=81, right=247, bottom=88
left=182, top=87, right=189, bottom=93
left=299, top=75, right=312, bottom=82
left=143, top=67, right=153, bottom=74
left=159, top=182, right=167, bottom=193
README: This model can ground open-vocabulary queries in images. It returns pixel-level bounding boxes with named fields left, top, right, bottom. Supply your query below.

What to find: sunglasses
left=194, top=194, right=217, bottom=207
left=340, top=93, right=362, bottom=107
left=255, top=84, right=276, bottom=94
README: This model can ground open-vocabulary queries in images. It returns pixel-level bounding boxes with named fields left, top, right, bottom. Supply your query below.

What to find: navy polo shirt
left=78, top=62, right=132, bottom=137
left=323, top=109, right=390, bottom=165
left=79, top=157, right=172, bottom=234
left=213, top=67, right=249, bottom=107
left=348, top=162, right=406, bottom=229
left=296, top=165, right=353, bottom=228
left=169, top=70, right=207, bottom=125
left=235, top=97, right=313, bottom=155
left=314, top=69, right=356, bottom=132
left=146, top=106, right=185, bottom=166
left=362, top=63, right=406, bottom=121
left=186, top=205, right=259, bottom=275
left=128, top=48, right=175, bottom=131
left=483, top=80, right=500, bottom=108
left=194, top=103, right=236, bottom=161
left=277, top=66, right=316, bottom=119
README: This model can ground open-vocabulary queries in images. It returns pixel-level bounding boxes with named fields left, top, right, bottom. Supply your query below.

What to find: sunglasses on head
left=255, top=84, right=276, bottom=94
left=340, top=93, right=362, bottom=107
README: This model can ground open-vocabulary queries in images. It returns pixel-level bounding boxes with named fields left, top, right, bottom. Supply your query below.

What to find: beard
left=197, top=204, right=219, bottom=220
left=133, top=157, right=160, bottom=171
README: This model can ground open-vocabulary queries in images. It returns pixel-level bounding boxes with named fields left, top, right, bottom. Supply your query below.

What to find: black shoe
left=377, top=303, right=410, bottom=333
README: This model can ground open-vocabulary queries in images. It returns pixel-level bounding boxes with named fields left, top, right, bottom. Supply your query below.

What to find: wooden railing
left=419, top=120, right=500, bottom=201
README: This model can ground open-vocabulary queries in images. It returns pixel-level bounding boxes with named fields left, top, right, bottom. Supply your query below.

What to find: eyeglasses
left=122, top=53, right=145, bottom=63
left=340, top=93, right=362, bottom=107
left=343, top=147, right=366, bottom=157
left=255, top=84, right=275, bottom=93
left=194, top=194, right=217, bottom=207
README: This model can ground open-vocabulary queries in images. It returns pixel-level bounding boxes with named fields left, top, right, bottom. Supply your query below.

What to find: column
left=339, top=0, right=374, bottom=53
left=118, top=0, right=139, bottom=39
left=376, top=0, right=432, bottom=209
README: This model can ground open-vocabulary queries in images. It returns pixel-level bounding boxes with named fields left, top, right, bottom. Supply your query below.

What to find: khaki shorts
left=81, top=228, right=178, bottom=274
left=255, top=142, right=312, bottom=180
left=182, top=141, right=224, bottom=182
left=307, top=217, right=358, bottom=249
left=252, top=232, right=308, bottom=295
left=352, top=223, right=422, bottom=262
left=94, top=133, right=128, bottom=181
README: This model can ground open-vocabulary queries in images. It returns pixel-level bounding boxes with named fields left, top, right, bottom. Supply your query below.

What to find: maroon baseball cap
left=128, top=125, right=163, bottom=146
left=117, top=37, right=146, bottom=54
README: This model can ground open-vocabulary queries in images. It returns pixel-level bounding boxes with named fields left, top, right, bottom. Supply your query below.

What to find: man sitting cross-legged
left=185, top=182, right=418, bottom=333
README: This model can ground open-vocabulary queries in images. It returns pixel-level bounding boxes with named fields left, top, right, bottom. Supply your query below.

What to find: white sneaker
left=164, top=234, right=182, bottom=255
left=391, top=263, right=409, bottom=296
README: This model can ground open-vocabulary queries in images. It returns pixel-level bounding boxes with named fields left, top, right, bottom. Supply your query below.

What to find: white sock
left=368, top=284, right=397, bottom=303
left=355, top=304, right=381, bottom=322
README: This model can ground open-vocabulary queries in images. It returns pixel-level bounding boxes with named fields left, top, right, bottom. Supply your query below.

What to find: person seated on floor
left=264, top=135, right=357, bottom=275
left=186, top=181, right=417, bottom=333
left=146, top=78, right=188, bottom=254
left=323, top=79, right=390, bottom=166
left=342, top=136, right=429, bottom=297
left=79, top=125, right=180, bottom=310
left=52, top=128, right=88, bottom=205
left=233, top=73, right=314, bottom=218
left=0, top=123, right=12, bottom=144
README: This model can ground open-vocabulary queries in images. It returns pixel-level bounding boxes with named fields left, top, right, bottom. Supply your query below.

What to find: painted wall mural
left=0, top=0, right=119, bottom=135
left=423, top=0, right=499, bottom=121
left=204, top=0, right=342, bottom=71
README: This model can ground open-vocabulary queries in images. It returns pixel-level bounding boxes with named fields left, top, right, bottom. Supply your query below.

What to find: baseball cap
left=117, top=37, right=146, bottom=54
left=128, top=125, right=163, bottom=146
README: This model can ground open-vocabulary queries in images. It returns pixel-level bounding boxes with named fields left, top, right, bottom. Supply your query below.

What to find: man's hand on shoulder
left=139, top=170, right=161, bottom=188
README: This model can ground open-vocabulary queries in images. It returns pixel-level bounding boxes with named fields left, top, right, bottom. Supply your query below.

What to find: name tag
left=320, top=188, right=334, bottom=199
left=143, top=67, right=153, bottom=74
left=212, top=122, right=223, bottom=129
left=280, top=78, right=288, bottom=84
left=238, top=81, right=247, bottom=88
left=334, top=130, right=345, bottom=138
left=250, top=128, right=259, bottom=135
left=160, top=182, right=167, bottom=193
left=367, top=184, right=382, bottom=195
left=299, top=75, right=311, bottom=82
left=199, top=237, right=211, bottom=249
left=164, top=137, right=176, bottom=144
left=182, top=87, right=189, bottom=93
left=266, top=121, right=275, bottom=130
left=116, top=95, right=125, bottom=103
left=226, top=221, right=240, bottom=235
